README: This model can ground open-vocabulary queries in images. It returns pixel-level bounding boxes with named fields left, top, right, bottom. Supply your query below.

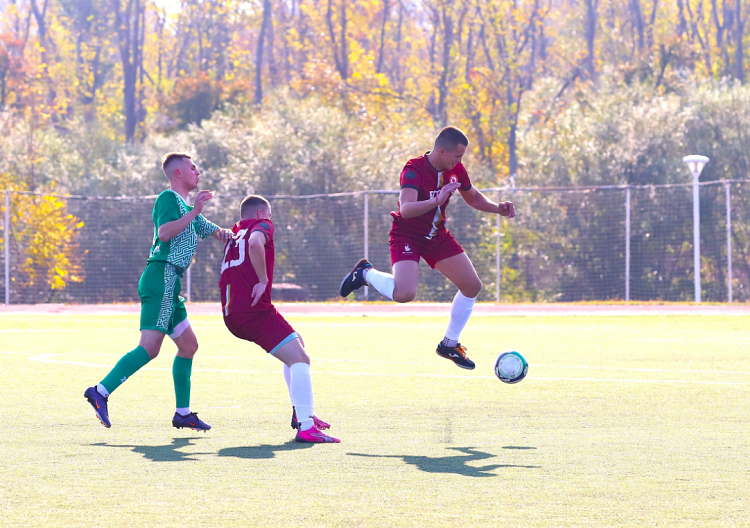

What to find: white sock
left=289, top=363, right=314, bottom=431
left=283, top=364, right=293, bottom=405
left=444, top=291, right=476, bottom=344
left=96, top=384, right=110, bottom=398
left=364, top=268, right=395, bottom=301
left=176, top=407, right=191, bottom=416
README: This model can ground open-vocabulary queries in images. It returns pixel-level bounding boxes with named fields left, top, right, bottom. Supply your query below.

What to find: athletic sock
left=289, top=363, right=314, bottom=431
left=364, top=268, right=395, bottom=301
left=283, top=364, right=294, bottom=405
left=99, top=346, right=152, bottom=395
left=172, top=356, right=193, bottom=409
left=444, top=291, right=477, bottom=344
left=176, top=407, right=191, bottom=416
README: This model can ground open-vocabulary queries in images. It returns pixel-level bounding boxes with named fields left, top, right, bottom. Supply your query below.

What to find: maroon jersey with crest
left=390, top=153, right=472, bottom=239
left=220, top=218, right=275, bottom=315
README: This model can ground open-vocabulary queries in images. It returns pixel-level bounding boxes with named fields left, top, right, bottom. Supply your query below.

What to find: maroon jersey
left=391, top=152, right=472, bottom=239
left=219, top=218, right=275, bottom=315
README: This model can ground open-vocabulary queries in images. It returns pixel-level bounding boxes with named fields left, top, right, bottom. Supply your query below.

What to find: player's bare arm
left=459, top=186, right=515, bottom=218
left=399, top=181, right=461, bottom=218
left=158, top=190, right=214, bottom=242
left=247, top=230, right=269, bottom=306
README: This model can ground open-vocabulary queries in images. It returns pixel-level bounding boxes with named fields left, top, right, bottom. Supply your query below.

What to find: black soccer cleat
left=436, top=342, right=476, bottom=370
left=339, top=258, right=372, bottom=297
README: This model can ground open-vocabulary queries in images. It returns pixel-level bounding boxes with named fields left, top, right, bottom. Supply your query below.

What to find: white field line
left=23, top=353, right=750, bottom=386
left=10, top=350, right=750, bottom=376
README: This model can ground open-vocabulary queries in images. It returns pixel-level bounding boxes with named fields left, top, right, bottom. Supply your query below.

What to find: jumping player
left=220, top=195, right=339, bottom=443
left=84, top=153, right=232, bottom=431
left=340, top=126, right=515, bottom=369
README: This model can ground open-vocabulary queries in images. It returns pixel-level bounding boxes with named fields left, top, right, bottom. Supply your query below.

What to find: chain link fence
left=2, top=182, right=750, bottom=304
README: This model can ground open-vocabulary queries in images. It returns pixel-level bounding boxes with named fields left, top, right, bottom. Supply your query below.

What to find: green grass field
left=2, top=313, right=749, bottom=527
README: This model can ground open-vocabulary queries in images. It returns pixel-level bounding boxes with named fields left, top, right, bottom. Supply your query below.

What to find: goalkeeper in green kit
left=84, top=153, right=232, bottom=431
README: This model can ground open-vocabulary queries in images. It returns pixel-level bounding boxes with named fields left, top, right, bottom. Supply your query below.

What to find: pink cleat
left=312, top=416, right=331, bottom=430
left=295, top=425, right=340, bottom=443
left=291, top=407, right=331, bottom=430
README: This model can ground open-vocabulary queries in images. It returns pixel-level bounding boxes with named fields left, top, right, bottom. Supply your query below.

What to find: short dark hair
left=434, top=126, right=469, bottom=151
left=162, top=152, right=192, bottom=177
left=241, top=195, right=271, bottom=219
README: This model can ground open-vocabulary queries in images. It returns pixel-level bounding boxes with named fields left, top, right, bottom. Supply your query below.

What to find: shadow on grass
left=348, top=447, right=540, bottom=477
left=502, top=446, right=537, bottom=450
left=89, top=437, right=211, bottom=462
left=217, top=441, right=313, bottom=459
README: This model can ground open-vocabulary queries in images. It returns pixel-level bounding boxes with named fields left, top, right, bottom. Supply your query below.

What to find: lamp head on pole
left=683, top=155, right=710, bottom=179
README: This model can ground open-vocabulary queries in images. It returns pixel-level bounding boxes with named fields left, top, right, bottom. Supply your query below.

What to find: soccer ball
left=494, top=351, right=528, bottom=384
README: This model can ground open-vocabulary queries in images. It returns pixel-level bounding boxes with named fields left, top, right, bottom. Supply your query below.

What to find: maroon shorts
left=224, top=306, right=297, bottom=354
left=389, top=227, right=465, bottom=269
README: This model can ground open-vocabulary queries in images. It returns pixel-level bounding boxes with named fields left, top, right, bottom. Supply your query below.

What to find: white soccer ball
left=494, top=351, right=528, bottom=384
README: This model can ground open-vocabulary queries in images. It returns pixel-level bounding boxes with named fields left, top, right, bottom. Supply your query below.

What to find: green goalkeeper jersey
left=147, top=189, right=219, bottom=273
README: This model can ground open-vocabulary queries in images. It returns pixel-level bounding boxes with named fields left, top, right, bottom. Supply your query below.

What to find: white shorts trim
left=169, top=318, right=191, bottom=340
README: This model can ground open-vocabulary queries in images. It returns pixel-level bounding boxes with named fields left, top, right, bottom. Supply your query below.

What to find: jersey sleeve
left=454, top=163, right=472, bottom=191
left=153, top=192, right=181, bottom=228
left=250, top=220, right=274, bottom=243
left=193, top=214, right=219, bottom=239
left=400, top=165, right=423, bottom=191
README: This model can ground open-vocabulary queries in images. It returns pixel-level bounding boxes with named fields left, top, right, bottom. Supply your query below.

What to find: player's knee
left=181, top=341, right=199, bottom=358
left=393, top=289, right=416, bottom=303
left=297, top=349, right=311, bottom=365
left=462, top=279, right=482, bottom=299
left=464, top=279, right=482, bottom=299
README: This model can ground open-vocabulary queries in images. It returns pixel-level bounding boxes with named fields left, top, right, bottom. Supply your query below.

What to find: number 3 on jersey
left=221, top=229, right=248, bottom=274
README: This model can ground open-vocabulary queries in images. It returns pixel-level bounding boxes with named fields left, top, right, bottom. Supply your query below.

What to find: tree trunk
left=377, top=0, right=390, bottom=73
left=340, top=0, right=348, bottom=79
left=394, top=1, right=403, bottom=87
left=255, top=0, right=272, bottom=104
left=326, top=0, right=348, bottom=80
left=736, top=0, right=744, bottom=81
left=629, top=0, right=646, bottom=53
left=647, top=0, right=659, bottom=49
left=585, top=0, right=598, bottom=76
left=112, top=0, right=143, bottom=143
left=437, top=3, right=454, bottom=127
left=676, top=0, right=688, bottom=36
left=266, top=0, right=277, bottom=85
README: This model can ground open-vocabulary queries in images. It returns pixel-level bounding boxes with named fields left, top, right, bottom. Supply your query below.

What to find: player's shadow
left=217, top=441, right=313, bottom=459
left=89, top=437, right=211, bottom=462
left=349, top=447, right=540, bottom=478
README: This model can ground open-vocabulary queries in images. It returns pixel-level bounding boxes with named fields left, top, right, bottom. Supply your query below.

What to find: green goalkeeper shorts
left=138, top=261, right=188, bottom=335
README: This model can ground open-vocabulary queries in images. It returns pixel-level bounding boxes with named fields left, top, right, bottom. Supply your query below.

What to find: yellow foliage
left=0, top=174, right=85, bottom=291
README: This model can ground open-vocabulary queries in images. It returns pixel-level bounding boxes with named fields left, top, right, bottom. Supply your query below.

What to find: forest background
left=1, top=0, right=750, bottom=303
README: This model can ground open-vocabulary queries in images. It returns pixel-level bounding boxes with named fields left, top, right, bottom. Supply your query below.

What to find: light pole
left=683, top=155, right=709, bottom=303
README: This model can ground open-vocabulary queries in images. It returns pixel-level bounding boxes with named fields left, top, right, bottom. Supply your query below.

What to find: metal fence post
left=4, top=191, right=9, bottom=305
left=363, top=192, right=369, bottom=300
left=496, top=191, right=502, bottom=303
left=726, top=182, right=732, bottom=303
left=692, top=174, right=701, bottom=303
left=625, top=186, right=631, bottom=302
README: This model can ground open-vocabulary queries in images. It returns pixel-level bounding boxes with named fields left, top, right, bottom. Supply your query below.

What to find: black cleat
left=340, top=258, right=372, bottom=297
left=436, top=342, right=476, bottom=370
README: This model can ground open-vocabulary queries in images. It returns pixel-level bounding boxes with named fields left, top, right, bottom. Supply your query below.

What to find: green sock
left=173, top=356, right=193, bottom=409
left=100, top=346, right=152, bottom=394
